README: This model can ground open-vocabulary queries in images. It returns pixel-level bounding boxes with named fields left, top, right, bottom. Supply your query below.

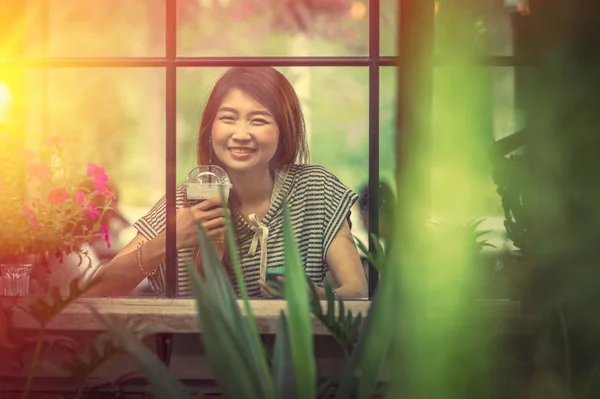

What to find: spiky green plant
left=428, top=217, right=496, bottom=255
left=96, top=200, right=400, bottom=399
left=355, top=233, right=387, bottom=273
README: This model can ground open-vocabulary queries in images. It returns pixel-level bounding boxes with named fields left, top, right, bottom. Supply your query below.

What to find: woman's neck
left=228, top=168, right=274, bottom=209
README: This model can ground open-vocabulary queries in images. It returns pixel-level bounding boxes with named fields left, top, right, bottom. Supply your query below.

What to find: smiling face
left=211, top=89, right=280, bottom=175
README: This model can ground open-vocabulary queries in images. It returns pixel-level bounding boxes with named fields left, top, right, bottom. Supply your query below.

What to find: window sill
left=8, top=297, right=534, bottom=334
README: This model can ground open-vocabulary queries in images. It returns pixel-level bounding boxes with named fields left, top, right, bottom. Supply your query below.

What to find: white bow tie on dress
left=247, top=213, right=269, bottom=281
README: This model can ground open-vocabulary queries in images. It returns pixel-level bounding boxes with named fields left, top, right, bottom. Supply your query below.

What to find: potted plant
left=0, top=123, right=115, bottom=296
left=490, top=0, right=600, bottom=395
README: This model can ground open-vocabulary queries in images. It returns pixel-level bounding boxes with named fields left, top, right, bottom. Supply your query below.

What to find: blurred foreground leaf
left=93, top=308, right=190, bottom=399
left=188, top=218, right=274, bottom=399
left=282, top=202, right=316, bottom=399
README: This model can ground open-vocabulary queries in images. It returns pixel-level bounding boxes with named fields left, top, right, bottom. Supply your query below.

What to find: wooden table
left=2, top=298, right=537, bottom=396
left=9, top=297, right=531, bottom=332
left=10, top=297, right=372, bottom=334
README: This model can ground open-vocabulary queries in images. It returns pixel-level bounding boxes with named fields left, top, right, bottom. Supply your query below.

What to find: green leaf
left=23, top=273, right=103, bottom=326
left=355, top=234, right=386, bottom=272
left=338, top=296, right=346, bottom=329
left=307, top=277, right=324, bottom=318
left=92, top=308, right=190, bottom=399
left=272, top=312, right=297, bottom=399
left=59, top=317, right=152, bottom=383
left=316, top=378, right=336, bottom=399
left=188, top=221, right=274, bottom=399
left=282, top=201, right=316, bottom=399
left=324, top=280, right=336, bottom=326
left=337, top=277, right=393, bottom=399
left=220, top=189, right=272, bottom=381
left=306, top=276, right=363, bottom=356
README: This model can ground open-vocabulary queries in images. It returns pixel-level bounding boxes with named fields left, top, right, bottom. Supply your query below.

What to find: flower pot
left=0, top=263, right=33, bottom=296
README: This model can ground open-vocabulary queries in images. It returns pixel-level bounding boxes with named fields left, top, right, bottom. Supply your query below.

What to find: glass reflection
left=47, top=0, right=166, bottom=57
left=176, top=0, right=368, bottom=56
left=175, top=67, right=370, bottom=300
left=20, top=68, right=166, bottom=297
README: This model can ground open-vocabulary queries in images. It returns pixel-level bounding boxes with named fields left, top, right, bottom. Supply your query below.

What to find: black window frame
left=3, top=0, right=527, bottom=300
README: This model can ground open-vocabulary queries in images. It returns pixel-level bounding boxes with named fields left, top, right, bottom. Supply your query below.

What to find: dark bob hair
left=196, top=67, right=309, bottom=169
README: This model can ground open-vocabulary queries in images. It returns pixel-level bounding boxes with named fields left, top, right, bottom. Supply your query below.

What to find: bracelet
left=137, top=241, right=157, bottom=277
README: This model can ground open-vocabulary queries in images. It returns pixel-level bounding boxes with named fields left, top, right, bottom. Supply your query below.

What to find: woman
left=91, top=67, right=367, bottom=299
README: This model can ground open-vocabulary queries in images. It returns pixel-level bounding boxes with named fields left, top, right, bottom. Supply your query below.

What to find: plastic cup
left=185, top=165, right=232, bottom=207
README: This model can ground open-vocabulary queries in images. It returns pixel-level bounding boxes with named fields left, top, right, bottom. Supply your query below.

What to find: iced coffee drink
left=185, top=165, right=232, bottom=207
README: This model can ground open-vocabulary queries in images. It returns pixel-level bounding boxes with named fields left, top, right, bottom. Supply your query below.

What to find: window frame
left=5, top=0, right=395, bottom=299
left=3, top=0, right=527, bottom=300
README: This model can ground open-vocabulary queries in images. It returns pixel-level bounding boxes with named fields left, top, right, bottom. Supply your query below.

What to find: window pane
left=381, top=0, right=398, bottom=56
left=380, top=67, right=397, bottom=189
left=431, top=66, right=520, bottom=299
left=24, top=67, right=166, bottom=297
left=434, top=0, right=518, bottom=57
left=48, top=0, right=165, bottom=57
left=350, top=66, right=397, bottom=248
left=177, top=66, right=368, bottom=194
left=176, top=1, right=368, bottom=56
left=431, top=65, right=520, bottom=283
left=177, top=66, right=370, bottom=295
left=431, top=66, right=519, bottom=220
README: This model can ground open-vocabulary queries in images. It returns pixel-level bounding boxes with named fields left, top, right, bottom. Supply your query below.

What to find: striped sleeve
left=132, top=186, right=186, bottom=296
left=321, top=170, right=359, bottom=262
left=133, top=186, right=187, bottom=240
left=134, top=196, right=167, bottom=241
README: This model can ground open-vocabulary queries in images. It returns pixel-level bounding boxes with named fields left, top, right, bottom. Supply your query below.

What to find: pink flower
left=27, top=162, right=50, bottom=181
left=85, top=201, right=101, bottom=220
left=75, top=191, right=86, bottom=205
left=93, top=181, right=116, bottom=200
left=87, top=163, right=115, bottom=200
left=22, top=206, right=39, bottom=229
left=101, top=224, right=111, bottom=248
left=87, top=163, right=108, bottom=183
left=48, top=187, right=70, bottom=204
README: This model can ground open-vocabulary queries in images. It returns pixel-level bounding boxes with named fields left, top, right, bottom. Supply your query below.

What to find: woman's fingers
left=202, top=216, right=225, bottom=230
left=190, top=198, right=231, bottom=217
left=258, top=279, right=280, bottom=298
left=259, top=286, right=272, bottom=298
left=206, top=227, right=226, bottom=240
left=191, top=207, right=224, bottom=221
left=191, top=197, right=224, bottom=211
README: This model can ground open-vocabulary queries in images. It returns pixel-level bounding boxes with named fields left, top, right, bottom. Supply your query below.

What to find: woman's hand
left=176, top=197, right=230, bottom=250
left=258, top=278, right=281, bottom=298
left=257, top=277, right=326, bottom=299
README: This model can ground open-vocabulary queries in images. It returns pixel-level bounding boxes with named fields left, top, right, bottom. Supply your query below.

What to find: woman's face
left=211, top=89, right=280, bottom=175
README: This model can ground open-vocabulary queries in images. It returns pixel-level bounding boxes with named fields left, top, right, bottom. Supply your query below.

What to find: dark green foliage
left=22, top=274, right=103, bottom=326
left=272, top=312, right=296, bottom=399
left=429, top=217, right=496, bottom=255
left=355, top=233, right=387, bottom=272
left=59, top=318, right=152, bottom=383
left=308, top=279, right=363, bottom=358
left=490, top=1, right=600, bottom=396
left=94, top=309, right=192, bottom=399
left=94, top=200, right=394, bottom=399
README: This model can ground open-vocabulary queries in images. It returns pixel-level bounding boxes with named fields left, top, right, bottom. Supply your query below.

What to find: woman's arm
left=325, top=220, right=369, bottom=299
left=86, top=232, right=167, bottom=297
left=87, top=197, right=228, bottom=297
left=257, top=220, right=367, bottom=299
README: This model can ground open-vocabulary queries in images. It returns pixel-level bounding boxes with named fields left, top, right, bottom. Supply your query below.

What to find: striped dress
left=133, top=164, right=358, bottom=297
